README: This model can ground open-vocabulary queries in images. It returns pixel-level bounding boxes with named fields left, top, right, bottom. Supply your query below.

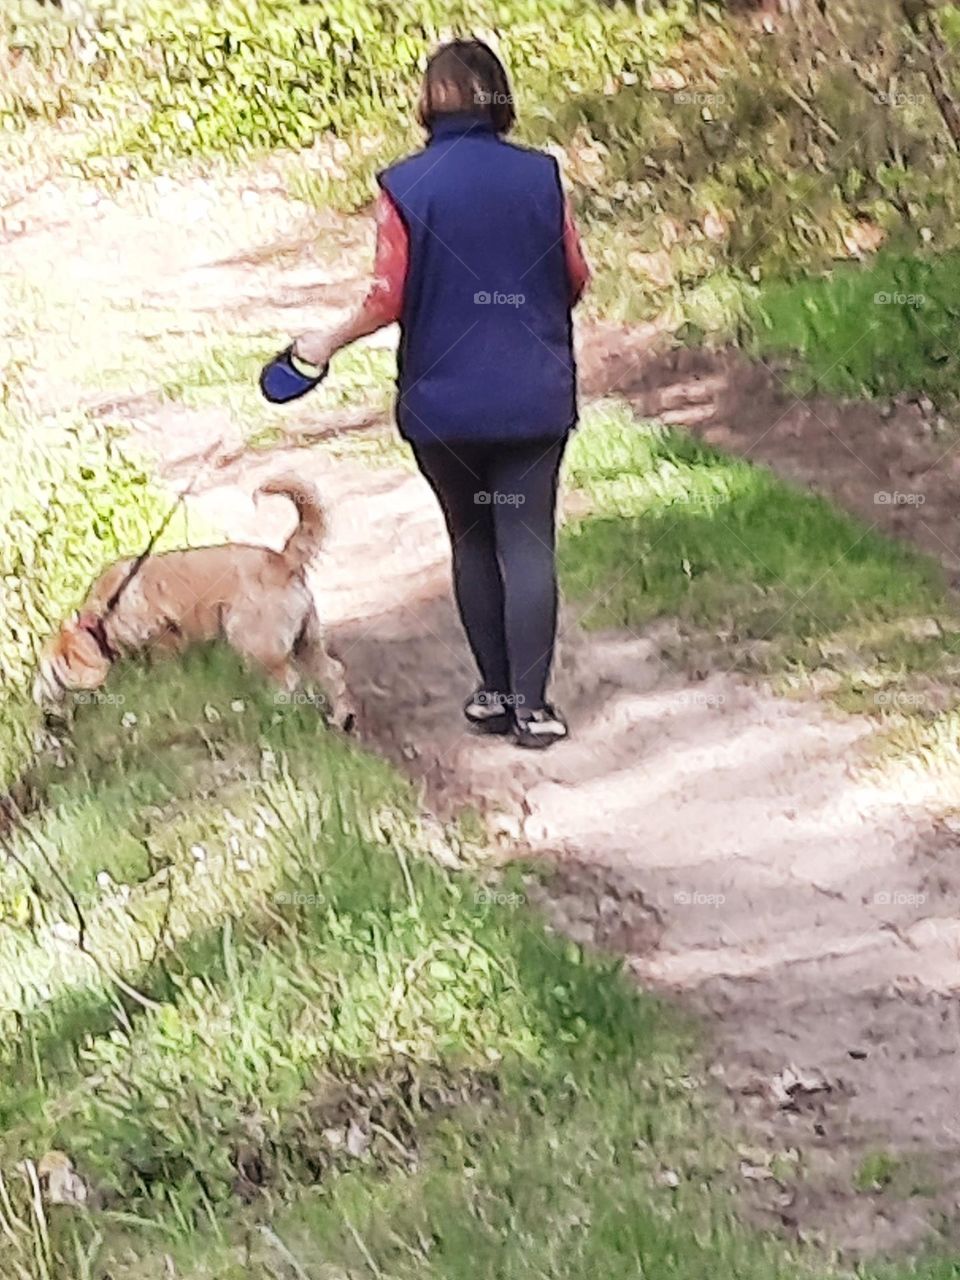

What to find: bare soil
left=5, top=158, right=960, bottom=1259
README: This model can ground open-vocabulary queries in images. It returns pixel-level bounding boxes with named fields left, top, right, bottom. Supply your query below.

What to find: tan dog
left=34, top=476, right=355, bottom=727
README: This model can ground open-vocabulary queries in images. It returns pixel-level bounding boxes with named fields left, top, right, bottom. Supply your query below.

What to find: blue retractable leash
left=259, top=345, right=329, bottom=404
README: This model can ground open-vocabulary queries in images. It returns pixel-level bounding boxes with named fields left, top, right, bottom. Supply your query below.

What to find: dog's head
left=34, top=613, right=114, bottom=706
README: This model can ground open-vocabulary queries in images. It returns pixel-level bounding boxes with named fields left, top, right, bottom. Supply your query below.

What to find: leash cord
left=101, top=467, right=203, bottom=618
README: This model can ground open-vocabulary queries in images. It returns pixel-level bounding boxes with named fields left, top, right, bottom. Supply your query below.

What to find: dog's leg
left=143, top=622, right=186, bottom=664
left=263, top=659, right=300, bottom=692
left=294, top=608, right=357, bottom=731
left=222, top=609, right=300, bottom=695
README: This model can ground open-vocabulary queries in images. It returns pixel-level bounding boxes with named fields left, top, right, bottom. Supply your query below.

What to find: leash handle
left=260, top=344, right=329, bottom=404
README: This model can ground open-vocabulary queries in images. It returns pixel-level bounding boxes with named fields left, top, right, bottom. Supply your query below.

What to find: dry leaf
left=346, top=1121, right=370, bottom=1158
left=660, top=216, right=685, bottom=248
left=37, top=1151, right=89, bottom=1207
left=702, top=209, right=728, bottom=241
left=768, top=1064, right=831, bottom=1107
left=627, top=250, right=674, bottom=288
left=649, top=67, right=687, bottom=92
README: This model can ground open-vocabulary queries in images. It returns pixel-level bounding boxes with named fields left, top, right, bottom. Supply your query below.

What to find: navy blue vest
left=378, top=115, right=577, bottom=445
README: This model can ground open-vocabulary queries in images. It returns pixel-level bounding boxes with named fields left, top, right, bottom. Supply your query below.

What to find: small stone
left=345, top=1121, right=370, bottom=1158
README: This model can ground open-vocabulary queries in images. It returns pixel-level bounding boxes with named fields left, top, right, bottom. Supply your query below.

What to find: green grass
left=562, top=403, right=960, bottom=746
left=0, top=646, right=773, bottom=1279
left=0, top=407, right=200, bottom=790
left=856, top=1152, right=903, bottom=1194
left=749, top=252, right=960, bottom=405
left=3, top=647, right=959, bottom=1280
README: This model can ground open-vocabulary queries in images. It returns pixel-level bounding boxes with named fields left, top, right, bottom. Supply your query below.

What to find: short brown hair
left=417, top=39, right=516, bottom=135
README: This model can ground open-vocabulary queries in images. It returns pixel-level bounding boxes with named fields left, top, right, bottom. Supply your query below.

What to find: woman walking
left=293, top=39, right=589, bottom=748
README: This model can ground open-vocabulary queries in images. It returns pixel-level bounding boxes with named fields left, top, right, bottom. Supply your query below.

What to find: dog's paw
left=332, top=696, right=359, bottom=735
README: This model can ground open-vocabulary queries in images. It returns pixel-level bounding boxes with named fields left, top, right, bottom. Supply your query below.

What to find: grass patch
left=2, top=650, right=958, bottom=1277
left=0, top=644, right=778, bottom=1280
left=856, top=1152, right=903, bottom=1194
left=748, top=252, right=960, bottom=406
left=561, top=403, right=960, bottom=759
left=5, top=645, right=958, bottom=1279
left=0, top=407, right=195, bottom=790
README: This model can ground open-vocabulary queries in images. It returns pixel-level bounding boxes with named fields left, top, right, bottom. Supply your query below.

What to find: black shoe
left=463, top=689, right=513, bottom=735
left=513, top=704, right=568, bottom=749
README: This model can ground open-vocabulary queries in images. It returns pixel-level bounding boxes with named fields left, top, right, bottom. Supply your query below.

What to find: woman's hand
left=292, top=331, right=335, bottom=368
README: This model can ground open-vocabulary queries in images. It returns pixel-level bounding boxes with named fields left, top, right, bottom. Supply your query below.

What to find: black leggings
left=411, top=435, right=567, bottom=712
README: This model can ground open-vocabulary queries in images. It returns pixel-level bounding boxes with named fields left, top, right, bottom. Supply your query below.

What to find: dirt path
left=6, top=160, right=960, bottom=1256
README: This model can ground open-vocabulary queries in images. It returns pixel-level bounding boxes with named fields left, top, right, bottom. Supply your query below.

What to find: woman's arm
left=563, top=197, right=590, bottom=305
left=294, top=190, right=408, bottom=366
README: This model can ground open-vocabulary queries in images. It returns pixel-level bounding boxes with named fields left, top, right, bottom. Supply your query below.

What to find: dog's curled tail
left=258, top=474, right=327, bottom=569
